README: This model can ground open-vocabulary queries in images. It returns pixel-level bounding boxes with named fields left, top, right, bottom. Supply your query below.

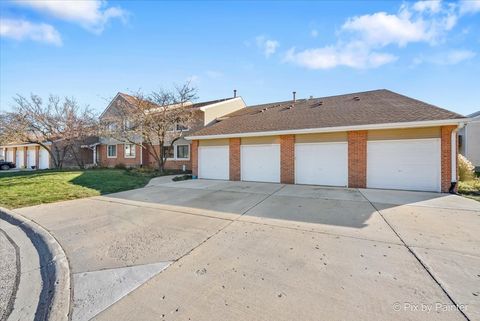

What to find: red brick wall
left=143, top=144, right=160, bottom=168
left=229, top=138, right=241, bottom=181
left=441, top=125, right=457, bottom=193
left=164, top=160, right=191, bottom=171
left=348, top=131, right=367, bottom=188
left=137, top=144, right=192, bottom=171
left=98, top=144, right=141, bottom=167
left=280, top=135, right=295, bottom=184
left=192, top=140, right=199, bottom=177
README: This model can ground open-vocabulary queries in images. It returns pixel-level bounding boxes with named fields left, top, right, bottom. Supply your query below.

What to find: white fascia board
left=0, top=142, right=53, bottom=148
left=199, top=97, right=245, bottom=111
left=186, top=118, right=467, bottom=140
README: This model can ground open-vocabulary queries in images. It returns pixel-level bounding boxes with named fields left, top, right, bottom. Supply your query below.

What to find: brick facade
left=229, top=138, right=241, bottom=181
left=441, top=125, right=457, bottom=193
left=142, top=144, right=192, bottom=171
left=347, top=131, right=367, bottom=188
left=192, top=140, right=199, bottom=177
left=280, top=135, right=295, bottom=184
left=98, top=143, right=141, bottom=167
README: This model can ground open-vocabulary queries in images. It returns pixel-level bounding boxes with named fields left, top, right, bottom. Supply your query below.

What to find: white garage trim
left=241, top=144, right=280, bottom=183
left=198, top=145, right=229, bottom=180
left=295, top=142, right=348, bottom=187
left=367, top=138, right=441, bottom=192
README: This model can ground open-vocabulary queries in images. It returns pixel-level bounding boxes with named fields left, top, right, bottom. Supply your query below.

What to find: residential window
left=176, top=123, right=189, bottom=131
left=163, top=146, right=174, bottom=159
left=124, top=144, right=136, bottom=158
left=176, top=145, right=189, bottom=159
left=107, top=123, right=117, bottom=131
left=124, top=119, right=133, bottom=130
left=107, top=145, right=117, bottom=158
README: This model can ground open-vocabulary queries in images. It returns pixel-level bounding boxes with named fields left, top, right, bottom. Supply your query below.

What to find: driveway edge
left=0, top=207, right=71, bottom=321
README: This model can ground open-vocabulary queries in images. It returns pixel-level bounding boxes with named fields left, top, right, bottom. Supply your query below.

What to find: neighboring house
left=1, top=143, right=53, bottom=169
left=0, top=139, right=95, bottom=169
left=187, top=89, right=466, bottom=193
left=96, top=92, right=246, bottom=169
left=459, top=111, right=480, bottom=171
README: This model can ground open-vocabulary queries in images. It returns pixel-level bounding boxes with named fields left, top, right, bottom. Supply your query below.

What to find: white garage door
left=367, top=139, right=441, bottom=192
left=295, top=142, right=348, bottom=186
left=7, top=150, right=14, bottom=163
left=27, top=149, right=36, bottom=168
left=39, top=148, right=50, bottom=169
left=198, top=146, right=229, bottom=180
left=16, top=150, right=25, bottom=168
left=241, top=144, right=280, bottom=183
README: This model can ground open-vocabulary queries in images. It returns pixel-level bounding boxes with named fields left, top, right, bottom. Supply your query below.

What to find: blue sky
left=1, top=0, right=479, bottom=116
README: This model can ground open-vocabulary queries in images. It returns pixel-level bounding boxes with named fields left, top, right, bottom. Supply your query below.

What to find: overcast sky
left=1, top=0, right=479, bottom=115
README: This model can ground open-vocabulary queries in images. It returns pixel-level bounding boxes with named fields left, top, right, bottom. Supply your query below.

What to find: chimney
left=293, top=91, right=296, bottom=102
left=233, top=89, right=237, bottom=98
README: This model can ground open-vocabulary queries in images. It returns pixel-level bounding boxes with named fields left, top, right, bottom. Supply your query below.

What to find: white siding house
left=459, top=111, right=480, bottom=170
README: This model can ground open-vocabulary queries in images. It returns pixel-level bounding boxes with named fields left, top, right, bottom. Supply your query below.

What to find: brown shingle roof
left=189, top=89, right=465, bottom=137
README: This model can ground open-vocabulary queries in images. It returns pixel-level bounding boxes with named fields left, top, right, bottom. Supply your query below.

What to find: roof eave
left=186, top=118, right=468, bottom=140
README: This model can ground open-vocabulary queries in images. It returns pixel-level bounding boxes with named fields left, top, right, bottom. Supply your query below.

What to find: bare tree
left=103, top=83, right=197, bottom=172
left=1, top=94, right=98, bottom=168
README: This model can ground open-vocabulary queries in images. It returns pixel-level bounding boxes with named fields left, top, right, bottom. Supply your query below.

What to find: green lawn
left=0, top=169, right=167, bottom=209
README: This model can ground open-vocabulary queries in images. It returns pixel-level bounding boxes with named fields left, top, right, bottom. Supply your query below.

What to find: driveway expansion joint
left=358, top=189, right=472, bottom=321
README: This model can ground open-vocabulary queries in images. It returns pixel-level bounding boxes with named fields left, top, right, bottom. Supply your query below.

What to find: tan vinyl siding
left=199, top=138, right=230, bottom=146
left=367, top=127, right=441, bottom=140
left=203, top=98, right=246, bottom=125
left=241, top=136, right=280, bottom=145
left=295, top=132, right=347, bottom=143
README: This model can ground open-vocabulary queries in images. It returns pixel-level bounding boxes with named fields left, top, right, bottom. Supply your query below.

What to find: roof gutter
left=186, top=118, right=469, bottom=140
left=0, top=142, right=53, bottom=148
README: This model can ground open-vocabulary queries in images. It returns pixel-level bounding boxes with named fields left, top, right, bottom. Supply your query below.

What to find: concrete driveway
left=13, top=179, right=480, bottom=321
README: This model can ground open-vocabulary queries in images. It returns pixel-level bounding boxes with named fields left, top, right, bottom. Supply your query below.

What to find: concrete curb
left=0, top=207, right=71, bottom=321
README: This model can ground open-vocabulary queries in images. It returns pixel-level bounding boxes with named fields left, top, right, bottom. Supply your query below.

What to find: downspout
left=449, top=123, right=465, bottom=193
left=93, top=146, right=97, bottom=166
left=140, top=143, right=143, bottom=167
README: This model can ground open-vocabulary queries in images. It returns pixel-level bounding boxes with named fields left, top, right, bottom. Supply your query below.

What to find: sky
left=0, top=0, right=479, bottom=116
